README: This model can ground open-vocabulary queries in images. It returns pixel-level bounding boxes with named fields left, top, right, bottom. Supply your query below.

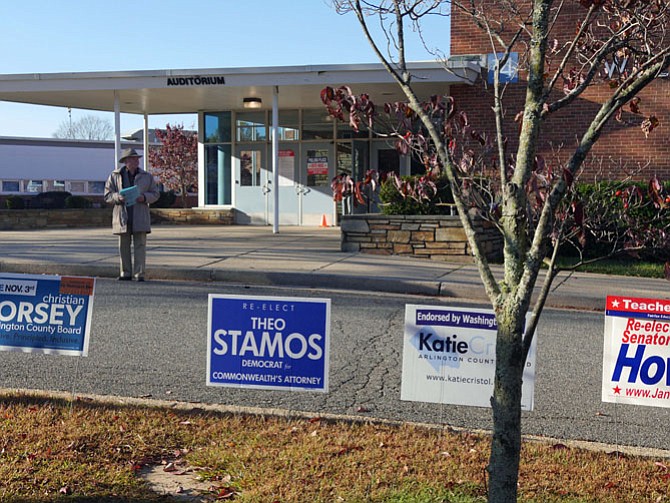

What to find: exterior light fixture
left=243, top=97, right=262, bottom=109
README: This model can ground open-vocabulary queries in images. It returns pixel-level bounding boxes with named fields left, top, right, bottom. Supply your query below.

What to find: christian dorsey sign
left=0, top=273, right=95, bottom=356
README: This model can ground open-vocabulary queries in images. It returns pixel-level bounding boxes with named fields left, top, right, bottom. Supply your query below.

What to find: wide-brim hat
left=119, top=148, right=142, bottom=164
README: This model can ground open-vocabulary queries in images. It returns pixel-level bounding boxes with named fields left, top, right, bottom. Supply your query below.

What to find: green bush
left=5, top=196, right=25, bottom=209
left=379, top=175, right=454, bottom=215
left=568, top=180, right=670, bottom=262
left=152, top=190, right=177, bottom=208
left=65, top=195, right=93, bottom=209
left=30, top=191, right=72, bottom=209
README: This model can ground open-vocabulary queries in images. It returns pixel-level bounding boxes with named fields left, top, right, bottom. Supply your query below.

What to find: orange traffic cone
left=320, top=214, right=328, bottom=227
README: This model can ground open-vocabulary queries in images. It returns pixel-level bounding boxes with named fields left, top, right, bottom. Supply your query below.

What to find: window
left=68, top=181, right=86, bottom=193
left=278, top=110, right=300, bottom=141
left=1, top=180, right=20, bottom=192
left=236, top=112, right=267, bottom=142
left=302, top=110, right=333, bottom=140
left=204, top=112, right=232, bottom=143
left=52, top=180, right=66, bottom=192
left=26, top=180, right=43, bottom=193
left=205, top=145, right=232, bottom=205
left=88, top=181, right=105, bottom=194
left=240, top=149, right=263, bottom=187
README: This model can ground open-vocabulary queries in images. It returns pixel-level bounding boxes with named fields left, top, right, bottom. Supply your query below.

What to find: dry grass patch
left=0, top=392, right=667, bottom=502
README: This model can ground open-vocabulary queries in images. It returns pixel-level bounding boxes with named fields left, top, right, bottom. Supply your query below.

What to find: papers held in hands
left=119, top=185, right=140, bottom=206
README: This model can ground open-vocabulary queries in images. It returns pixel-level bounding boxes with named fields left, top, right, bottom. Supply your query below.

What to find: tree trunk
left=487, top=305, right=526, bottom=502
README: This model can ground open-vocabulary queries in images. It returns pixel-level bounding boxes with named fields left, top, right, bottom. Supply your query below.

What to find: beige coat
left=104, top=167, right=160, bottom=234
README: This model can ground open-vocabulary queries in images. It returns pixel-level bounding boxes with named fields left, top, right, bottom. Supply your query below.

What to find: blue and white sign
left=401, top=304, right=537, bottom=410
left=0, top=273, right=95, bottom=356
left=487, top=52, right=519, bottom=84
left=207, top=294, right=330, bottom=392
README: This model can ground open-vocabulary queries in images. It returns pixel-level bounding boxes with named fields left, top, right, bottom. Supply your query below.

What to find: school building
left=0, top=5, right=667, bottom=226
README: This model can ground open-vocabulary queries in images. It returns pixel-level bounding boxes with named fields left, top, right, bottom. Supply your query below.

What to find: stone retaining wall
left=340, top=214, right=502, bottom=262
left=0, top=208, right=235, bottom=230
left=149, top=208, right=235, bottom=225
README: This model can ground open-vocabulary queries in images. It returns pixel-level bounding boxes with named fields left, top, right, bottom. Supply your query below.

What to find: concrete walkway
left=1, top=224, right=668, bottom=310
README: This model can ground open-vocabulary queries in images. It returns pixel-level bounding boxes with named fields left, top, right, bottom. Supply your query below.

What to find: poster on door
left=307, top=152, right=329, bottom=186
left=401, top=304, right=537, bottom=410
left=0, top=273, right=95, bottom=356
left=602, top=295, right=670, bottom=408
left=278, top=150, right=295, bottom=186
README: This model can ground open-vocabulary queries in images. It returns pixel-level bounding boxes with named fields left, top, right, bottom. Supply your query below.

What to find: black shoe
left=136, top=277, right=145, bottom=282
left=118, top=276, right=132, bottom=281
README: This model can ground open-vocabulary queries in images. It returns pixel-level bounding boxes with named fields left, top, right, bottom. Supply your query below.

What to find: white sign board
left=401, top=304, right=536, bottom=410
left=603, top=295, right=670, bottom=407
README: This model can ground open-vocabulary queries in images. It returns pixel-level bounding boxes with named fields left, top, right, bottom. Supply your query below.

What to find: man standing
left=104, top=148, right=159, bottom=281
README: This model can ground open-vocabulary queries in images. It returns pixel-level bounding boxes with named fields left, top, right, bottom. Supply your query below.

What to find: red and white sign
left=602, top=295, right=670, bottom=407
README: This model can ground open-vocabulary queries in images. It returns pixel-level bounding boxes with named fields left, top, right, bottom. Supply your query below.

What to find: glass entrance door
left=234, top=144, right=271, bottom=224
left=300, top=143, right=334, bottom=225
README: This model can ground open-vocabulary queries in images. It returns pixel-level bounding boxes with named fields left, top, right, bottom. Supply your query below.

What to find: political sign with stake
left=207, top=294, right=330, bottom=392
left=603, top=295, right=670, bottom=407
left=0, top=272, right=95, bottom=356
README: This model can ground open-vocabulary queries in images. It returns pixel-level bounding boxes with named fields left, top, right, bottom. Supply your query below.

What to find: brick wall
left=450, top=2, right=670, bottom=180
left=340, top=214, right=502, bottom=262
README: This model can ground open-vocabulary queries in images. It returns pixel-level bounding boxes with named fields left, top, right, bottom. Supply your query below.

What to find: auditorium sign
left=166, top=75, right=226, bottom=86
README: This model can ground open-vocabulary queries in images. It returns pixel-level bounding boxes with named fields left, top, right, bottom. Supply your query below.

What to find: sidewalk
left=0, top=224, right=667, bottom=311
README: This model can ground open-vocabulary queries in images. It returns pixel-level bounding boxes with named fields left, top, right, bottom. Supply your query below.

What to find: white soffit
left=0, top=61, right=480, bottom=115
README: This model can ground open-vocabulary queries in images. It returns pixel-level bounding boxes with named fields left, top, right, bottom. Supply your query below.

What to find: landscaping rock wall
left=340, top=214, right=502, bottom=262
left=0, top=208, right=235, bottom=230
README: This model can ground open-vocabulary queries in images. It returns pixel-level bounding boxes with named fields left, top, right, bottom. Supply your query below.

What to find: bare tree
left=327, top=1, right=670, bottom=501
left=53, top=114, right=113, bottom=140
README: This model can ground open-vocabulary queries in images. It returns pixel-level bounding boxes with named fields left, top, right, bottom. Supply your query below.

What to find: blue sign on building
left=487, top=52, right=519, bottom=84
left=207, top=294, right=330, bottom=392
left=0, top=273, right=95, bottom=356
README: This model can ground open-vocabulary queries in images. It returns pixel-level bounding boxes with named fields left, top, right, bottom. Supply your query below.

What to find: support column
left=272, top=86, right=279, bottom=234
left=114, top=92, right=121, bottom=165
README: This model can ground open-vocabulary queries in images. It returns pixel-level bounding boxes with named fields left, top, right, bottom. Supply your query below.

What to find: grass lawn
left=0, top=392, right=668, bottom=502
left=552, top=257, right=666, bottom=279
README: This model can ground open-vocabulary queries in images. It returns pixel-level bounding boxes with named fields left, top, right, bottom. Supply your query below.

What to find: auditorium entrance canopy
left=0, top=60, right=481, bottom=227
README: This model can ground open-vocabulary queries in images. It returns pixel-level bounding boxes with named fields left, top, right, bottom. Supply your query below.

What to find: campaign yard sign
left=207, top=294, right=330, bottom=392
left=0, top=273, right=95, bottom=356
left=603, top=295, right=670, bottom=408
left=401, top=304, right=537, bottom=410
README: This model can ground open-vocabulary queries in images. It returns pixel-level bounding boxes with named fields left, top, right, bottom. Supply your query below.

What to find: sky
left=0, top=0, right=450, bottom=138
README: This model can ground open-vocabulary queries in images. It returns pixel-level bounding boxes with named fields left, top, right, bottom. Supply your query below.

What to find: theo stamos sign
left=603, top=295, right=670, bottom=408
left=207, top=294, right=330, bottom=392
left=0, top=273, right=95, bottom=356
left=401, top=304, right=537, bottom=410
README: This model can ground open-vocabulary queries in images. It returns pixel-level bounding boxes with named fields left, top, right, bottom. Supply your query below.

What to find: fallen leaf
left=356, top=406, right=369, bottom=413
left=164, top=462, right=176, bottom=472
left=59, top=486, right=71, bottom=495
left=552, top=443, right=569, bottom=450
left=309, top=416, right=322, bottom=423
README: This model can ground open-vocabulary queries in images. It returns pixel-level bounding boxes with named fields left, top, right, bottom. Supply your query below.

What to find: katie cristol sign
left=603, top=295, right=670, bottom=407
left=0, top=273, right=95, bottom=356
left=401, top=304, right=537, bottom=410
left=207, top=294, right=330, bottom=392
